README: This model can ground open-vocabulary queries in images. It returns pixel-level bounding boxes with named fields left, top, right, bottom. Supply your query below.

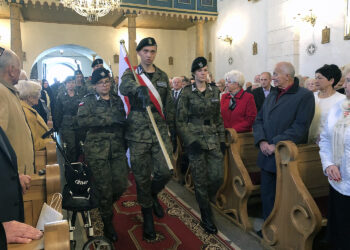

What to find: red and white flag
left=118, top=43, right=165, bottom=120
left=118, top=43, right=131, bottom=117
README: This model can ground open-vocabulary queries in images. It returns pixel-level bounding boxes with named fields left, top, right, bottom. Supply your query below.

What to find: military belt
left=89, top=126, right=121, bottom=134
left=189, top=118, right=211, bottom=126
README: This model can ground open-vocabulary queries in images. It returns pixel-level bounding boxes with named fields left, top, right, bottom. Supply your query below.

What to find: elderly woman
left=176, top=57, right=225, bottom=234
left=305, top=78, right=317, bottom=92
left=319, top=68, right=350, bottom=250
left=309, top=65, right=345, bottom=143
left=221, top=70, right=257, bottom=133
left=16, top=80, right=52, bottom=151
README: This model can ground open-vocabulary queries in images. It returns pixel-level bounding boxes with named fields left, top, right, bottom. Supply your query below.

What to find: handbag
left=36, top=193, right=63, bottom=231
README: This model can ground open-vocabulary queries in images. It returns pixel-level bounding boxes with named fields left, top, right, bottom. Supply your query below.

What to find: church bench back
left=262, top=141, right=328, bottom=250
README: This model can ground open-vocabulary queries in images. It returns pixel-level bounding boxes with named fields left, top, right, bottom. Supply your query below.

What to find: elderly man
left=0, top=48, right=34, bottom=177
left=0, top=127, right=42, bottom=249
left=172, top=77, right=183, bottom=105
left=252, top=72, right=276, bottom=112
left=253, top=62, right=315, bottom=222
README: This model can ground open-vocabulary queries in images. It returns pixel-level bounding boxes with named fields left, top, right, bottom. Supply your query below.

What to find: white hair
left=224, top=70, right=245, bottom=87
left=342, top=63, right=350, bottom=77
left=16, top=80, right=42, bottom=100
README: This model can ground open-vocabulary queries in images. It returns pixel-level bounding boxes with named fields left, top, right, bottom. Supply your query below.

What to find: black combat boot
left=152, top=194, right=164, bottom=218
left=102, top=217, right=118, bottom=242
left=141, top=207, right=156, bottom=241
left=200, top=207, right=218, bottom=234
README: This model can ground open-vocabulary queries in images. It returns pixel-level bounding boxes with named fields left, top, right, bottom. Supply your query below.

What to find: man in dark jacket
left=0, top=127, right=42, bottom=249
left=252, top=72, right=276, bottom=112
left=253, top=62, right=315, bottom=221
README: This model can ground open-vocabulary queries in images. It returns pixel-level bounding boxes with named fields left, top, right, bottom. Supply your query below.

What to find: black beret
left=315, top=64, right=342, bottom=87
left=64, top=76, right=75, bottom=83
left=75, top=69, right=83, bottom=75
left=91, top=67, right=110, bottom=85
left=136, top=37, right=157, bottom=51
left=191, top=57, right=207, bottom=73
left=91, top=58, right=103, bottom=68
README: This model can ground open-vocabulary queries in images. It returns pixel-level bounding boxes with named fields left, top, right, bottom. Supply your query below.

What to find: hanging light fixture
left=61, top=0, right=121, bottom=22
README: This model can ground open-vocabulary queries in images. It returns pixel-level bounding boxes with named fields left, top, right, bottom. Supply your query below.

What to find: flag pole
left=120, top=40, right=174, bottom=171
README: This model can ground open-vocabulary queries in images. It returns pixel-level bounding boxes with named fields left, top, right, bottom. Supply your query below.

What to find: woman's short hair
left=16, top=80, right=42, bottom=100
left=315, top=64, right=342, bottom=87
left=224, top=70, right=245, bottom=87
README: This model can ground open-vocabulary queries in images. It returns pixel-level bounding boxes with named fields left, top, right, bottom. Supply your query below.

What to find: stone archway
left=30, top=44, right=112, bottom=80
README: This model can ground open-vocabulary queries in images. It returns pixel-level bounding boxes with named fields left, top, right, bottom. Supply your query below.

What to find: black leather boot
left=152, top=194, right=164, bottom=218
left=102, top=217, right=118, bottom=242
left=200, top=208, right=218, bottom=234
left=141, top=207, right=156, bottom=241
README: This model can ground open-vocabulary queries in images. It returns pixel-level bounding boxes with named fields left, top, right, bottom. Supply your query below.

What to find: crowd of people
left=0, top=36, right=350, bottom=250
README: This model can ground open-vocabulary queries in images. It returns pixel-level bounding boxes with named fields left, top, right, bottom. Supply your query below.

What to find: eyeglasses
left=97, top=80, right=111, bottom=85
left=0, top=47, right=4, bottom=57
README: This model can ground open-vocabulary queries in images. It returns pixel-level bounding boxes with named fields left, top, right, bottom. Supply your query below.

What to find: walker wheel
left=82, top=236, right=115, bottom=250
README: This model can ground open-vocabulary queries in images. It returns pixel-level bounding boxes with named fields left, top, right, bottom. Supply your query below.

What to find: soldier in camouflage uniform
left=85, top=58, right=104, bottom=93
left=119, top=37, right=175, bottom=241
left=176, top=57, right=225, bottom=234
left=77, top=67, right=127, bottom=242
left=55, top=76, right=83, bottom=162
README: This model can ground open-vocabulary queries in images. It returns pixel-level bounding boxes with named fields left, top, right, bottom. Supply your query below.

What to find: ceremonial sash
left=135, top=66, right=165, bottom=120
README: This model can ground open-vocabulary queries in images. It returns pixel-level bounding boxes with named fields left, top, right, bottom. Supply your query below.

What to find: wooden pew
left=172, top=137, right=185, bottom=183
left=35, top=141, right=57, bottom=172
left=8, top=220, right=70, bottom=250
left=262, top=141, right=328, bottom=250
left=23, top=164, right=61, bottom=227
left=215, top=128, right=260, bottom=231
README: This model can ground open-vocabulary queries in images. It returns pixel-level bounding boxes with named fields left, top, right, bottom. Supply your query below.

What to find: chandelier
left=61, top=0, right=121, bottom=22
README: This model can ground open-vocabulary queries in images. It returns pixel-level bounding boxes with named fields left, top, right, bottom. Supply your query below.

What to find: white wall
left=298, top=0, right=350, bottom=77
left=214, top=0, right=268, bottom=82
left=18, top=21, right=190, bottom=79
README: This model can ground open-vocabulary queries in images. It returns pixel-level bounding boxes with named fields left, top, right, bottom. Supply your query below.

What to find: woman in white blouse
left=319, top=69, right=350, bottom=249
left=309, top=64, right=345, bottom=143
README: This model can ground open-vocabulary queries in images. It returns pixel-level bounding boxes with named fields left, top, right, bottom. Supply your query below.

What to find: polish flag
left=118, top=43, right=131, bottom=117
left=118, top=42, right=165, bottom=120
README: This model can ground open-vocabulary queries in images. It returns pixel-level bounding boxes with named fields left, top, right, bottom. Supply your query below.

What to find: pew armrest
left=7, top=220, right=69, bottom=250
left=44, top=220, right=70, bottom=250
left=45, top=164, right=61, bottom=213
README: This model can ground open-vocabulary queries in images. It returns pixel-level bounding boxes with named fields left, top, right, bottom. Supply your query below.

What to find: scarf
left=229, top=89, right=241, bottom=110
left=332, top=99, right=350, bottom=166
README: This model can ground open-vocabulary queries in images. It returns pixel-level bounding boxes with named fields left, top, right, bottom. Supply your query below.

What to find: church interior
left=1, top=0, right=350, bottom=249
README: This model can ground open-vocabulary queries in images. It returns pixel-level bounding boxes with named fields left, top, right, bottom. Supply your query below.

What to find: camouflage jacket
left=119, top=65, right=175, bottom=143
left=176, top=83, right=225, bottom=150
left=77, top=92, right=126, bottom=158
left=77, top=92, right=125, bottom=137
left=55, top=91, right=82, bottom=130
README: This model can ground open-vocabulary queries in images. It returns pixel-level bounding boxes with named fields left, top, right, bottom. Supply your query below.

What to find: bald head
left=0, top=48, right=21, bottom=85
left=273, top=62, right=295, bottom=89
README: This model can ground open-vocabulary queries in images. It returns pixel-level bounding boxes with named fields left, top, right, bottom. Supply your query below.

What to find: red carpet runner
left=112, top=174, right=235, bottom=250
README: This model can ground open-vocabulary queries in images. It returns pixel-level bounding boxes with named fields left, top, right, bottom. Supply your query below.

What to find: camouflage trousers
left=59, top=129, right=84, bottom=163
left=188, top=147, right=224, bottom=210
left=128, top=140, right=172, bottom=208
left=86, top=152, right=128, bottom=220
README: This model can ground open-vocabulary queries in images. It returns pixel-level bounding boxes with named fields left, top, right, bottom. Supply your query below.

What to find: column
left=127, top=13, right=138, bottom=66
left=195, top=19, right=204, bottom=57
left=10, top=3, right=23, bottom=67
